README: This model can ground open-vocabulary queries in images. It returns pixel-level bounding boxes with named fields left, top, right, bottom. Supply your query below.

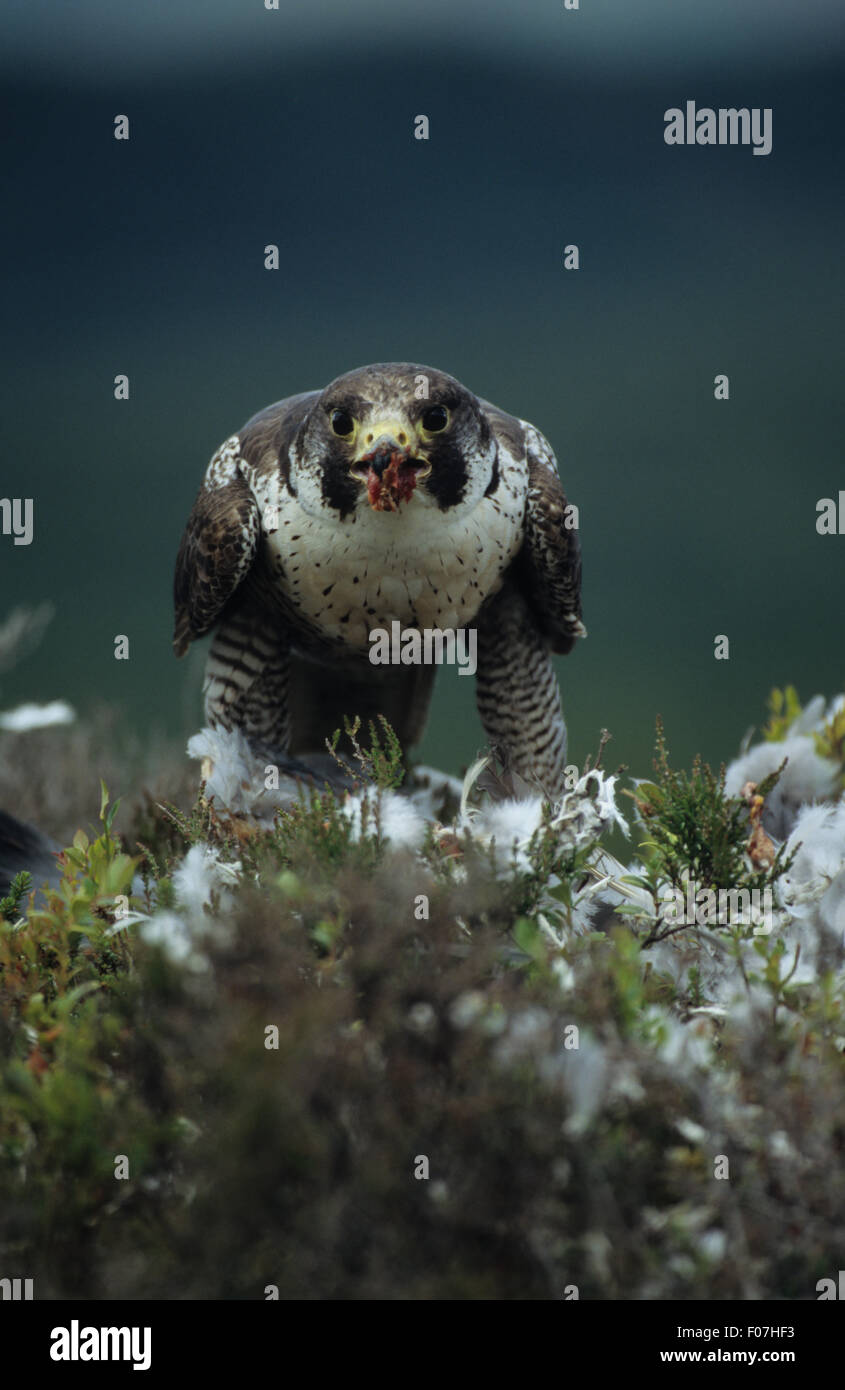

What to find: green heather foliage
left=0, top=712, right=843, bottom=1299
left=621, top=718, right=796, bottom=943
left=762, top=685, right=804, bottom=742
left=764, top=683, right=845, bottom=788
left=814, top=703, right=845, bottom=791
left=329, top=713, right=406, bottom=791
left=0, top=871, right=32, bottom=924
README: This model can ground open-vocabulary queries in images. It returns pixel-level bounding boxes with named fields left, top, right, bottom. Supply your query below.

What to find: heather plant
left=620, top=718, right=797, bottom=945
left=0, top=701, right=843, bottom=1300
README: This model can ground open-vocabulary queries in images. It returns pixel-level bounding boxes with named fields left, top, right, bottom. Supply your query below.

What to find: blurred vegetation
left=0, top=708, right=843, bottom=1300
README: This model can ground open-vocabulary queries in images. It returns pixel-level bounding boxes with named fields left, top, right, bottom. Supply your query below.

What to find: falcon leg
left=475, top=587, right=568, bottom=797
left=203, top=605, right=292, bottom=756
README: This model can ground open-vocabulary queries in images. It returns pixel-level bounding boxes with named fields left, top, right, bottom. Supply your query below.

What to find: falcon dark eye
left=331, top=409, right=355, bottom=437
left=421, top=405, right=449, bottom=433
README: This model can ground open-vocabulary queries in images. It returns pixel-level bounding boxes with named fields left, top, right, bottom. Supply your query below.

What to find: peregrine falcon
left=173, top=363, right=584, bottom=792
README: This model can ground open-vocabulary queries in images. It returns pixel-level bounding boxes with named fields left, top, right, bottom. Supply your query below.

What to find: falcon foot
left=248, top=740, right=358, bottom=794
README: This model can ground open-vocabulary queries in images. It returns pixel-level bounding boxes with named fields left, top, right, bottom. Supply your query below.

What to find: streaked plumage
left=173, top=362, right=584, bottom=792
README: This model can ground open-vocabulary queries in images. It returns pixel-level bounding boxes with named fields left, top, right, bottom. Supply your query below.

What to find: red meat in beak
left=360, top=442, right=420, bottom=512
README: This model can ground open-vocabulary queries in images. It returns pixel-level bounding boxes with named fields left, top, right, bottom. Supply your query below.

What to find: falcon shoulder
left=482, top=403, right=585, bottom=655
left=172, top=392, right=317, bottom=657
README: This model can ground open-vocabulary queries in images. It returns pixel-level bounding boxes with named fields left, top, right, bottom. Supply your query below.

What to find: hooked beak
left=351, top=423, right=431, bottom=512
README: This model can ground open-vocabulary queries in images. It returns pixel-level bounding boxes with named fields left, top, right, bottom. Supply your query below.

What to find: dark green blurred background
left=2, top=1, right=843, bottom=781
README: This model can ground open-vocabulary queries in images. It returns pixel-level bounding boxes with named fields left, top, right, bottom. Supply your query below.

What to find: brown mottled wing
left=173, top=438, right=261, bottom=657
left=514, top=422, right=584, bottom=655
left=173, top=392, right=318, bottom=658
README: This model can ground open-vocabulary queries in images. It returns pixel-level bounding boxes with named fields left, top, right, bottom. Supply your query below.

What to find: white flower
left=549, top=955, right=576, bottom=992
left=655, top=1015, right=715, bottom=1069
left=340, top=789, right=428, bottom=850
left=675, top=1117, right=708, bottom=1146
left=551, top=770, right=630, bottom=843
left=136, top=844, right=239, bottom=971
left=449, top=990, right=487, bottom=1030
left=725, top=733, right=839, bottom=839
left=139, top=911, right=209, bottom=971
left=820, top=870, right=845, bottom=932
left=187, top=726, right=279, bottom=823
left=172, top=843, right=241, bottom=918
left=697, top=1230, right=727, bottom=1263
left=0, top=700, right=75, bottom=731
left=782, top=801, right=845, bottom=892
left=456, top=758, right=629, bottom=877
left=188, top=725, right=431, bottom=850
left=560, top=1033, right=609, bottom=1136
left=460, top=796, right=546, bottom=871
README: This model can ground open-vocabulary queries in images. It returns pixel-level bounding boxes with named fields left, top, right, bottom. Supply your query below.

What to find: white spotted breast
left=259, top=485, right=526, bottom=651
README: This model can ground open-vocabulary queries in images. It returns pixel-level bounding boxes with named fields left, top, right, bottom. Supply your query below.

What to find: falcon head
left=289, top=363, right=496, bottom=520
